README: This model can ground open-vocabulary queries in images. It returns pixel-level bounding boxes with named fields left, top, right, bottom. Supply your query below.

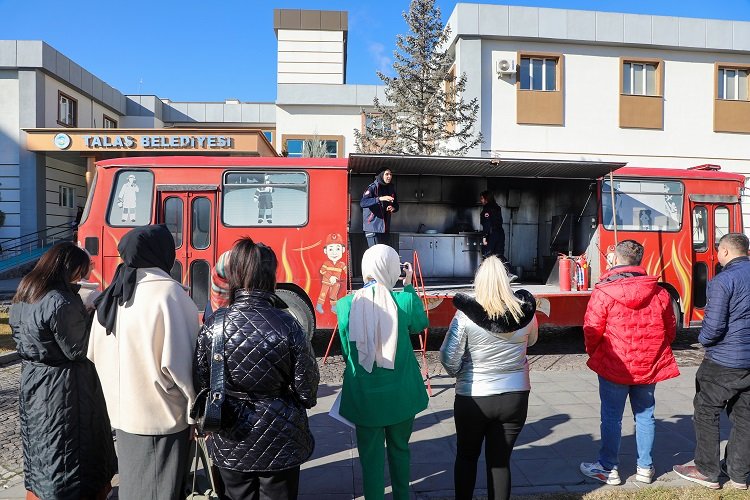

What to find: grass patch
left=0, top=311, right=14, bottom=353
left=516, top=487, right=749, bottom=500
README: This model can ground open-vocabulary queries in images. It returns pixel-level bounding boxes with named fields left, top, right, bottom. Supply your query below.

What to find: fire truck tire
left=276, top=289, right=315, bottom=341
left=671, top=297, right=682, bottom=333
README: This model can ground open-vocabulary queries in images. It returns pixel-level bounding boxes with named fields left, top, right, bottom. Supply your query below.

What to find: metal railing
left=0, top=222, right=77, bottom=270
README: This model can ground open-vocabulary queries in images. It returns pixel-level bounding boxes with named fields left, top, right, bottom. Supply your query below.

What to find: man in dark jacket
left=581, top=239, right=679, bottom=486
left=674, top=233, right=750, bottom=490
left=361, top=167, right=398, bottom=247
left=479, top=190, right=505, bottom=259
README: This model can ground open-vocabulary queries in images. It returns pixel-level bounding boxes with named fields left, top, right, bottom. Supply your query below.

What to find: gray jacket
left=440, top=290, right=538, bottom=396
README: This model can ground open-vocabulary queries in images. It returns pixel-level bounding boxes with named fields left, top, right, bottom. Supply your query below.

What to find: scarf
left=209, top=250, right=232, bottom=311
left=348, top=244, right=400, bottom=372
left=94, top=224, right=176, bottom=334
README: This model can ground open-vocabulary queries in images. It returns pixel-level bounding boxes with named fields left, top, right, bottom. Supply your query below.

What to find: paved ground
left=1, top=325, right=730, bottom=499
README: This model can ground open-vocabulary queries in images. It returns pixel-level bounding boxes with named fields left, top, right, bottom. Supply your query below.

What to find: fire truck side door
left=690, top=201, right=735, bottom=318
left=157, top=189, right=217, bottom=313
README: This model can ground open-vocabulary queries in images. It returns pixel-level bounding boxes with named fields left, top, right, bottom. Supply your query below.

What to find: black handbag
left=191, top=309, right=227, bottom=434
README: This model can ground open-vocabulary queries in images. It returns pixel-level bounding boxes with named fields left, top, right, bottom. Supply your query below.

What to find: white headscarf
left=348, top=244, right=401, bottom=372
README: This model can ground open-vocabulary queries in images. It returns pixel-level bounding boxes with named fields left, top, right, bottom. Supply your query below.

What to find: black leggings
left=454, top=391, right=529, bottom=500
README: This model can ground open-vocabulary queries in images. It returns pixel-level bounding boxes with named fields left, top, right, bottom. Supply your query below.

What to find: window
left=190, top=260, right=210, bottom=311
left=191, top=197, right=211, bottom=250
left=58, top=91, right=77, bottom=127
left=107, top=170, right=154, bottom=227
left=520, top=57, right=556, bottom=91
left=623, top=62, right=658, bottom=96
left=693, top=206, right=707, bottom=252
left=286, top=138, right=338, bottom=158
left=263, top=131, right=274, bottom=143
left=715, top=206, right=730, bottom=243
left=170, top=261, right=182, bottom=283
left=59, top=185, right=76, bottom=209
left=602, top=180, right=683, bottom=231
left=103, top=115, right=118, bottom=128
left=223, top=171, right=308, bottom=227
left=718, top=67, right=749, bottom=101
left=164, top=197, right=184, bottom=248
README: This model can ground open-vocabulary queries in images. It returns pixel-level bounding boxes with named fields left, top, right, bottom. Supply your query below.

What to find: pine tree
left=354, top=0, right=482, bottom=156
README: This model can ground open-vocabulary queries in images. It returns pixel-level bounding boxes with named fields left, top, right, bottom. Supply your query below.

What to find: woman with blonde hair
left=336, top=244, right=429, bottom=500
left=440, top=256, right=538, bottom=500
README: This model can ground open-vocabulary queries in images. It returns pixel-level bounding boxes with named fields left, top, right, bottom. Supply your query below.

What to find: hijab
left=376, top=168, right=392, bottom=186
left=94, top=224, right=176, bottom=334
left=348, top=244, right=401, bottom=372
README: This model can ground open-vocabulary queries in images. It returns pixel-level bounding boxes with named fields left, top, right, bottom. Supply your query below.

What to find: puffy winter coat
left=10, top=286, right=116, bottom=500
left=193, top=289, right=319, bottom=472
left=440, top=290, right=538, bottom=396
left=361, top=180, right=398, bottom=234
left=583, top=265, right=680, bottom=385
left=699, top=256, right=750, bottom=369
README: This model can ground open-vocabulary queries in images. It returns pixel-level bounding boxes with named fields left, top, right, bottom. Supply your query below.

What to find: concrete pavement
left=0, top=362, right=737, bottom=499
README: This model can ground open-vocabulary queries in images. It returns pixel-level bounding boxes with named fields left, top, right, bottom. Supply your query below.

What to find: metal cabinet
left=396, top=176, right=441, bottom=203
left=442, top=177, right=487, bottom=205
left=453, top=235, right=482, bottom=278
left=433, top=236, right=454, bottom=276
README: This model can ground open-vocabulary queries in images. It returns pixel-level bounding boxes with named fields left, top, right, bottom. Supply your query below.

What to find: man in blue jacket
left=674, top=233, right=750, bottom=490
left=361, top=167, right=398, bottom=247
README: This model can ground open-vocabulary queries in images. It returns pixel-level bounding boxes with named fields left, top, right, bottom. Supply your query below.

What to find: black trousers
left=218, top=466, right=300, bottom=500
left=693, top=358, right=750, bottom=483
left=454, top=391, right=529, bottom=500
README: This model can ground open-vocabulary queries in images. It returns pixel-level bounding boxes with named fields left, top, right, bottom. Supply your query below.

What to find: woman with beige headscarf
left=336, top=244, right=429, bottom=500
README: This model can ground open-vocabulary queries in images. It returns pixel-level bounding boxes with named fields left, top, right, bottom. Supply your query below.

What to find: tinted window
left=164, top=197, right=183, bottom=248
left=107, top=170, right=154, bottom=226
left=191, top=197, right=211, bottom=250
left=693, top=262, right=708, bottom=309
left=190, top=260, right=210, bottom=311
left=170, top=260, right=182, bottom=283
left=223, top=171, right=308, bottom=226
left=602, top=180, right=683, bottom=231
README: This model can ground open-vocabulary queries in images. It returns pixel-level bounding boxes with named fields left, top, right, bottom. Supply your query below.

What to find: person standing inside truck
left=361, top=167, right=398, bottom=247
left=479, top=190, right=505, bottom=260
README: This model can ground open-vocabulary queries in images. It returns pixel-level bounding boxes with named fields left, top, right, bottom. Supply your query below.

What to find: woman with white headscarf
left=336, top=244, right=429, bottom=500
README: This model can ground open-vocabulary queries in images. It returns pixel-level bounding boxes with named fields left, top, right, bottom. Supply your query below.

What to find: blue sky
left=2, top=0, right=750, bottom=103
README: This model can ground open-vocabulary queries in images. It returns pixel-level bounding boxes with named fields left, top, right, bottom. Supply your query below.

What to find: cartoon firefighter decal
left=316, top=233, right=347, bottom=314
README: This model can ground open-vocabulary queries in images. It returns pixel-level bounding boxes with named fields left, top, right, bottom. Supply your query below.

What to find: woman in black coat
left=193, top=238, right=319, bottom=500
left=10, top=242, right=116, bottom=500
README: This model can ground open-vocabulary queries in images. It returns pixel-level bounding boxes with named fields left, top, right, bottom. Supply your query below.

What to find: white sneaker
left=636, top=466, right=655, bottom=484
left=580, top=461, right=621, bottom=485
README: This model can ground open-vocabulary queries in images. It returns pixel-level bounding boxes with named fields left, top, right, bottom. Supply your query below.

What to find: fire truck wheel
left=671, top=297, right=682, bottom=333
left=276, top=289, right=315, bottom=341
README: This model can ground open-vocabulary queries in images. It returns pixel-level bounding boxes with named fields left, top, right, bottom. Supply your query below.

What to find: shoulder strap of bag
left=208, top=309, right=228, bottom=410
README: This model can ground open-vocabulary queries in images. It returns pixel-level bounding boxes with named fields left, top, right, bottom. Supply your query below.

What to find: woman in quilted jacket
left=193, top=238, right=319, bottom=500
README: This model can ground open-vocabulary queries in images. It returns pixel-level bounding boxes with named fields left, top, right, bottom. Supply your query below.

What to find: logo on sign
left=53, top=133, right=71, bottom=150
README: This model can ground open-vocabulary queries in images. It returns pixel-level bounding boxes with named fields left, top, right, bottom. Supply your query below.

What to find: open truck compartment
left=346, top=155, right=624, bottom=292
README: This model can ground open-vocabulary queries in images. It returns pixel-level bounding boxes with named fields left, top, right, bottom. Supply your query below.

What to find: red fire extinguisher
left=576, top=254, right=589, bottom=291
left=559, top=254, right=572, bottom=292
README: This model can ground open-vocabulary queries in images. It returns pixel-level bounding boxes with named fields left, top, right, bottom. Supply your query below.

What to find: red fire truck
left=76, top=155, right=745, bottom=336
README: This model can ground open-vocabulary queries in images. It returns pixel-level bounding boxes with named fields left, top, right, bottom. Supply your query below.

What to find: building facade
left=1, top=4, right=749, bottom=242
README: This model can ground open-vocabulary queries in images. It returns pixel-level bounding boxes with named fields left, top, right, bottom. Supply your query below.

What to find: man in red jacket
left=580, top=240, right=680, bottom=485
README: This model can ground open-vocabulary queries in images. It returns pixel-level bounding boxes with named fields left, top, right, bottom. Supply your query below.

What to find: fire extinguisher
left=576, top=254, right=589, bottom=291
left=558, top=254, right=572, bottom=292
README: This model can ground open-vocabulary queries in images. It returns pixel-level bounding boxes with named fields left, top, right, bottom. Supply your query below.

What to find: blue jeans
left=598, top=376, right=656, bottom=470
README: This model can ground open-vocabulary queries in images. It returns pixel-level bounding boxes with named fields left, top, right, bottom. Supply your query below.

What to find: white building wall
left=277, top=29, right=345, bottom=84
left=479, top=40, right=750, bottom=173
left=275, top=105, right=362, bottom=157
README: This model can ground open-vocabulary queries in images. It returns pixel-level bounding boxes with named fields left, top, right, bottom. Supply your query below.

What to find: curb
left=0, top=351, right=18, bottom=366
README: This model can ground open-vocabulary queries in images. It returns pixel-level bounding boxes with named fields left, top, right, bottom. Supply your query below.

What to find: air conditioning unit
left=496, top=59, right=516, bottom=76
